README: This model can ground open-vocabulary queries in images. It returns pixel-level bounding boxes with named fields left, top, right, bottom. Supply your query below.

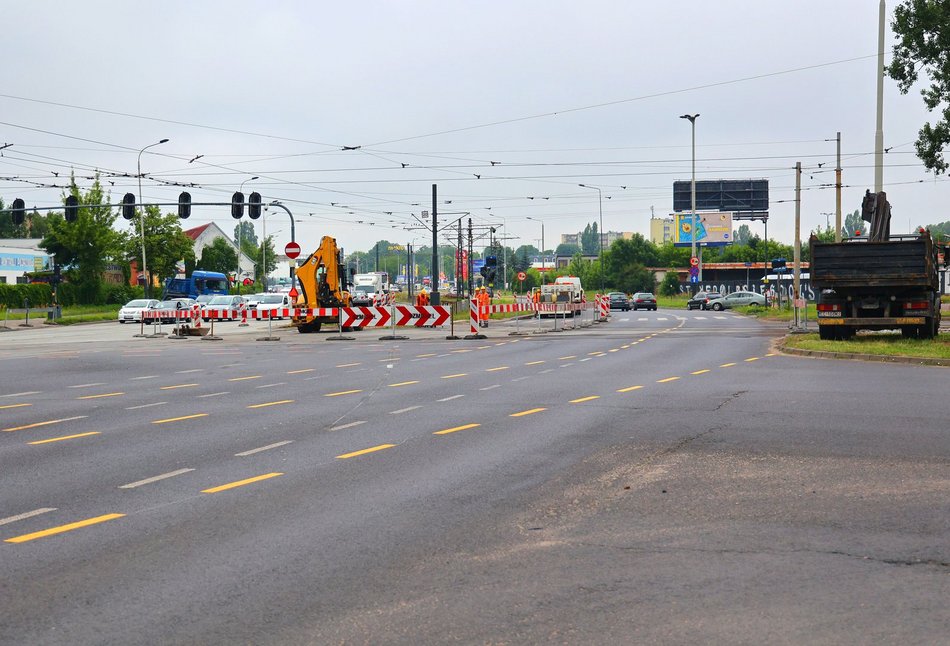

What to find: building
left=559, top=230, right=631, bottom=249
left=649, top=217, right=675, bottom=245
left=183, top=223, right=255, bottom=280
left=0, top=239, right=51, bottom=284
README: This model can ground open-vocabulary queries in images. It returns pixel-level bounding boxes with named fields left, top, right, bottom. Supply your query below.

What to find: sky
left=2, top=0, right=947, bottom=257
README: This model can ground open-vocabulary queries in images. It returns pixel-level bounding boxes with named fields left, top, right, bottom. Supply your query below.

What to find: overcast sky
left=2, top=0, right=946, bottom=255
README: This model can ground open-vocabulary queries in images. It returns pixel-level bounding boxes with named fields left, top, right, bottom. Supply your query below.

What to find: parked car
left=686, top=291, right=722, bottom=310
left=117, top=298, right=159, bottom=323
left=150, top=298, right=197, bottom=325
left=195, top=294, right=215, bottom=308
left=203, top=295, right=247, bottom=321
left=254, top=293, right=292, bottom=319
left=608, top=292, right=630, bottom=311
left=244, top=293, right=267, bottom=309
left=706, top=290, right=767, bottom=311
left=632, top=292, right=657, bottom=311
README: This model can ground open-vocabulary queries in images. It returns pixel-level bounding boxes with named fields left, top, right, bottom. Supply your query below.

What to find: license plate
left=817, top=311, right=842, bottom=318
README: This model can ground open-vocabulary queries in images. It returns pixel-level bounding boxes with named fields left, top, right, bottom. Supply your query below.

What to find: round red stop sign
left=285, top=242, right=301, bottom=259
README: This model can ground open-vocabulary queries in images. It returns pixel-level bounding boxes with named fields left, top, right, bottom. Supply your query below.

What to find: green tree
left=253, top=236, right=278, bottom=282
left=234, top=221, right=258, bottom=255
left=734, top=224, right=752, bottom=245
left=843, top=209, right=863, bottom=237
left=888, top=0, right=950, bottom=173
left=199, top=237, right=239, bottom=275
left=41, top=176, right=123, bottom=303
left=555, top=242, right=581, bottom=257
left=126, top=204, right=196, bottom=288
left=660, top=271, right=682, bottom=297
left=656, top=242, right=692, bottom=267
left=580, top=222, right=599, bottom=254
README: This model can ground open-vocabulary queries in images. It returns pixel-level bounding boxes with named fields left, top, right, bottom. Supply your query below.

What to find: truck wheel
left=819, top=326, right=836, bottom=340
left=918, top=323, right=935, bottom=340
left=297, top=321, right=322, bottom=333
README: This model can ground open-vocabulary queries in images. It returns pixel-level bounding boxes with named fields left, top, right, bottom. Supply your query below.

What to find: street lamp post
left=680, top=113, right=699, bottom=284
left=526, top=216, right=544, bottom=283
left=137, top=138, right=169, bottom=298
left=578, top=184, right=605, bottom=293
left=237, top=176, right=259, bottom=292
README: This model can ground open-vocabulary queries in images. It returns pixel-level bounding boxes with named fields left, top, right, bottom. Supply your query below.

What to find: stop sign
left=285, top=241, right=301, bottom=259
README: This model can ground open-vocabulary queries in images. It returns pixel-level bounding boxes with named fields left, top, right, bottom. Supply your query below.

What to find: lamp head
left=679, top=114, right=699, bottom=123
left=158, top=138, right=169, bottom=144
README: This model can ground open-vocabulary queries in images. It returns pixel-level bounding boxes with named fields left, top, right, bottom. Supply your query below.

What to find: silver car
left=118, top=298, right=159, bottom=323
left=706, top=290, right=767, bottom=311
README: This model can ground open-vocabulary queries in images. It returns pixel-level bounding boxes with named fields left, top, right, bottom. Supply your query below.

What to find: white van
left=553, top=276, right=584, bottom=303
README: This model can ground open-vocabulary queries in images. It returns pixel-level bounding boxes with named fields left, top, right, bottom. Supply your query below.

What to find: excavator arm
left=292, top=236, right=351, bottom=332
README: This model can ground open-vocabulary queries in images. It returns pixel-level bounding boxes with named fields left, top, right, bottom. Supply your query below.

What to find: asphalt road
left=0, top=310, right=947, bottom=644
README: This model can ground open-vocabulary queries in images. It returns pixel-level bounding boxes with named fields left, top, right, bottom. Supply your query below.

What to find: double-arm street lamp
left=137, top=138, right=169, bottom=297
left=577, top=183, right=605, bottom=293
left=679, top=113, right=699, bottom=282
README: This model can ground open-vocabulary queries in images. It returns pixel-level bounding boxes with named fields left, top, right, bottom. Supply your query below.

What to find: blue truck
left=161, top=270, right=230, bottom=300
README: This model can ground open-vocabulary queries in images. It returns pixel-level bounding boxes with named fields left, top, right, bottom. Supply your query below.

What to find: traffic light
left=485, top=254, right=497, bottom=268
left=770, top=258, right=787, bottom=271
left=64, top=195, right=79, bottom=222
left=178, top=191, right=192, bottom=219
left=10, top=198, right=25, bottom=226
left=121, top=193, right=136, bottom=220
left=248, top=192, right=262, bottom=220
left=231, top=191, right=244, bottom=219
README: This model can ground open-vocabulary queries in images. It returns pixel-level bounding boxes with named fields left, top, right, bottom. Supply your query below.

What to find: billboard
left=673, top=211, right=734, bottom=247
left=673, top=179, right=768, bottom=213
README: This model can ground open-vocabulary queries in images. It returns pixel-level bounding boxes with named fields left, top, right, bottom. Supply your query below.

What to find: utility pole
left=793, top=161, right=803, bottom=330
left=467, top=218, right=474, bottom=296
left=375, top=241, right=379, bottom=273
left=835, top=131, right=842, bottom=242
left=431, top=184, right=440, bottom=305
left=874, top=0, right=885, bottom=192
left=457, top=219, right=464, bottom=297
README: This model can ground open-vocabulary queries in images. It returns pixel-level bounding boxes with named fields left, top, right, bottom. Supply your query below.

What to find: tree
left=612, top=263, right=655, bottom=294
left=919, top=220, right=950, bottom=242
left=660, top=271, right=681, bottom=297
left=843, top=209, right=863, bottom=237
left=581, top=222, right=599, bottom=254
left=253, top=236, right=278, bottom=282
left=888, top=0, right=950, bottom=173
left=234, top=221, right=258, bottom=255
left=734, top=224, right=752, bottom=245
left=199, top=237, right=238, bottom=275
left=41, top=176, right=123, bottom=303
left=555, top=242, right=581, bottom=257
left=125, top=204, right=196, bottom=287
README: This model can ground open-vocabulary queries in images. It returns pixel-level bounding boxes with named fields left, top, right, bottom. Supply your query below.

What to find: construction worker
left=477, top=286, right=490, bottom=328
left=416, top=289, right=428, bottom=307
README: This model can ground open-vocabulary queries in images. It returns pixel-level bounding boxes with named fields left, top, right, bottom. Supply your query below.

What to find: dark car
left=608, top=292, right=630, bottom=311
left=150, top=298, right=197, bottom=325
left=632, top=292, right=657, bottom=311
left=686, top=291, right=721, bottom=310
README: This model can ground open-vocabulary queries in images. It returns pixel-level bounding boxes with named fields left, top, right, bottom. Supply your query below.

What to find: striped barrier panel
left=340, top=305, right=450, bottom=328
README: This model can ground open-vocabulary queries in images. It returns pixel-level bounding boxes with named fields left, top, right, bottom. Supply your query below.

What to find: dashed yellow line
left=617, top=385, right=644, bottom=393
left=325, top=389, right=363, bottom=397
left=0, top=403, right=31, bottom=410
left=388, top=381, right=419, bottom=387
left=76, top=392, right=124, bottom=400
left=525, top=360, right=545, bottom=366
left=442, top=373, right=467, bottom=379
left=287, top=368, right=316, bottom=375
left=416, top=353, right=437, bottom=358
left=744, top=357, right=760, bottom=362
left=3, top=415, right=86, bottom=433
left=587, top=352, right=605, bottom=356
left=152, top=413, right=208, bottom=424
left=159, top=383, right=198, bottom=390
left=434, top=423, right=481, bottom=436
left=765, top=353, right=776, bottom=357
left=247, top=400, right=294, bottom=409
left=691, top=369, right=711, bottom=375
left=486, top=366, right=509, bottom=372
left=28, top=432, right=101, bottom=445
left=5, top=513, right=125, bottom=544
left=228, top=375, right=262, bottom=382
left=336, top=444, right=396, bottom=459
left=720, top=362, right=736, bottom=368
left=336, top=362, right=361, bottom=368
left=608, top=349, right=620, bottom=353
left=558, top=355, right=576, bottom=360
left=657, top=377, right=681, bottom=383
left=510, top=408, right=546, bottom=417
left=202, top=472, right=283, bottom=493
left=569, top=396, right=600, bottom=403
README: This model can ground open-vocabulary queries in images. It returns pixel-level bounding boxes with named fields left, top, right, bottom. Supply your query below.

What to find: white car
left=254, top=293, right=292, bottom=319
left=118, top=298, right=159, bottom=323
left=245, top=293, right=267, bottom=309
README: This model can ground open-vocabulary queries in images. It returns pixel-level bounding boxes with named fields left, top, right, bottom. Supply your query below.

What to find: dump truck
left=291, top=236, right=352, bottom=333
left=810, top=191, right=942, bottom=340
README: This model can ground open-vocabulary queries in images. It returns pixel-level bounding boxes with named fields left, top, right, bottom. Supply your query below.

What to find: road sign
left=689, top=275, right=698, bottom=283
left=284, top=242, right=301, bottom=259
left=517, top=271, right=527, bottom=281
left=288, top=287, right=298, bottom=299
left=689, top=266, right=699, bottom=277
left=690, top=256, right=699, bottom=267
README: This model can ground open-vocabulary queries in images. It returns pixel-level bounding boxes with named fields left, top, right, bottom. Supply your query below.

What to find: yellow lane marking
left=380, top=358, right=400, bottom=362
left=434, top=423, right=481, bottom=436
left=621, top=345, right=630, bottom=349
left=152, top=413, right=208, bottom=425
left=287, top=368, right=316, bottom=375
left=0, top=403, right=32, bottom=410
left=691, top=369, right=711, bottom=375
left=639, top=338, right=649, bottom=341
left=337, top=362, right=361, bottom=368
left=247, top=400, right=294, bottom=409
left=588, top=352, right=605, bottom=356
left=486, top=366, right=509, bottom=372
left=29, top=432, right=101, bottom=445
left=744, top=357, right=760, bottom=362
left=228, top=375, right=262, bottom=382
left=202, top=472, right=283, bottom=493
left=325, top=389, right=362, bottom=397
left=608, top=349, right=620, bottom=353
left=570, top=396, right=600, bottom=403
left=720, top=362, right=736, bottom=368
left=336, top=444, right=396, bottom=459
left=76, top=392, right=124, bottom=400
left=558, top=355, right=576, bottom=360
left=657, top=377, right=681, bottom=383
left=525, top=361, right=545, bottom=366
left=388, top=381, right=419, bottom=387
left=3, top=415, right=86, bottom=433
left=765, top=353, right=776, bottom=357
left=5, top=513, right=124, bottom=544
left=442, top=373, right=467, bottom=379
left=416, top=353, right=437, bottom=358
left=510, top=408, right=546, bottom=417
left=617, top=385, right=644, bottom=393
left=159, top=383, right=198, bottom=390
left=451, top=349, right=472, bottom=353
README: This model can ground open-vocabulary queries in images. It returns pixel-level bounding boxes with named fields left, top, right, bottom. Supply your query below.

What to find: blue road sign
left=689, top=275, right=699, bottom=283
left=689, top=266, right=699, bottom=277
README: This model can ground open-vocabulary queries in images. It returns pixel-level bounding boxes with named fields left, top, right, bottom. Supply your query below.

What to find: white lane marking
left=235, top=441, right=294, bottom=457
left=620, top=318, right=630, bottom=322
left=0, top=507, right=57, bottom=527
left=657, top=317, right=668, bottom=321
left=638, top=317, right=648, bottom=321
left=119, top=468, right=195, bottom=489
left=68, top=382, right=106, bottom=389
left=579, top=358, right=592, bottom=362
left=125, top=401, right=168, bottom=410
left=197, top=392, right=230, bottom=398
left=304, top=376, right=327, bottom=381
left=694, top=316, right=707, bottom=320
left=436, top=353, right=451, bottom=357
left=256, top=382, right=288, bottom=389
left=559, top=364, right=573, bottom=368
left=175, top=369, right=203, bottom=374
left=539, top=368, right=554, bottom=374
left=511, top=376, right=530, bottom=382
left=438, top=394, right=464, bottom=402
left=330, top=420, right=367, bottom=431
left=479, top=384, right=501, bottom=391
left=391, top=405, right=421, bottom=415
left=1, top=391, right=41, bottom=398
left=715, top=316, right=727, bottom=320
left=131, top=375, right=158, bottom=381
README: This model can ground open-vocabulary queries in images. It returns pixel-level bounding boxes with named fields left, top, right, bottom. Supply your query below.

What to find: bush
left=0, top=283, right=53, bottom=308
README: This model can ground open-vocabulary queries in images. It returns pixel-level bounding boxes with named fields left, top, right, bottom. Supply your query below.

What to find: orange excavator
left=292, top=236, right=352, bottom=333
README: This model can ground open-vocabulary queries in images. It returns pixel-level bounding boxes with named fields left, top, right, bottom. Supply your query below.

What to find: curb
left=777, top=339, right=950, bottom=367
